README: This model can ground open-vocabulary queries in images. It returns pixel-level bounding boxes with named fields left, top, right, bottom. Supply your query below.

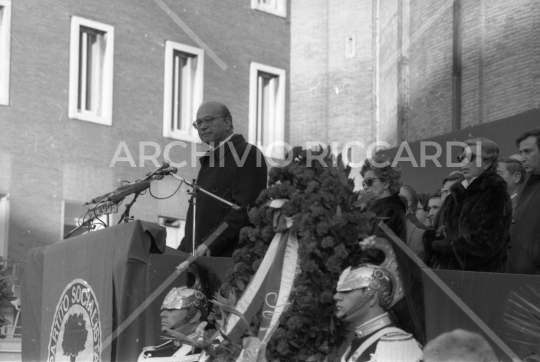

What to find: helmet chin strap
left=343, top=289, right=376, bottom=319
left=174, top=306, right=199, bottom=330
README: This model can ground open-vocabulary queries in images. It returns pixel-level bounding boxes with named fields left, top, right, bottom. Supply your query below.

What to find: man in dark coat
left=422, top=182, right=464, bottom=270
left=178, top=101, right=267, bottom=257
left=423, top=138, right=512, bottom=272
left=509, top=127, right=540, bottom=274
left=497, top=158, right=525, bottom=214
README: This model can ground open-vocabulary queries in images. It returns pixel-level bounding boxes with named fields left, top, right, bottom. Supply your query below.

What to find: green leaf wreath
left=220, top=146, right=374, bottom=361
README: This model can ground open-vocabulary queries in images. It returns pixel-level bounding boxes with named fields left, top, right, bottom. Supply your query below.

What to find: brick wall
left=407, top=0, right=454, bottom=141
left=406, top=0, right=540, bottom=140
left=290, top=0, right=330, bottom=148
left=291, top=0, right=375, bottom=165
left=0, top=0, right=290, bottom=263
left=291, top=0, right=540, bottom=147
left=482, top=0, right=535, bottom=121
left=379, top=0, right=400, bottom=146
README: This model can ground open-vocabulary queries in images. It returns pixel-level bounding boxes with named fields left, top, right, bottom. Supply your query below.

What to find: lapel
left=513, top=172, right=540, bottom=210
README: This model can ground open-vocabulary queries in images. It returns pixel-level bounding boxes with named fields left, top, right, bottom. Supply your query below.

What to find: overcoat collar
left=514, top=171, right=540, bottom=207
left=462, top=169, right=506, bottom=194
left=368, top=194, right=406, bottom=213
left=199, top=134, right=246, bottom=165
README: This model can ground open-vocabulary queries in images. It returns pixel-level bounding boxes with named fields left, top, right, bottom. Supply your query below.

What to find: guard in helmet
left=139, top=286, right=209, bottom=361
left=139, top=262, right=221, bottom=361
left=334, top=236, right=423, bottom=362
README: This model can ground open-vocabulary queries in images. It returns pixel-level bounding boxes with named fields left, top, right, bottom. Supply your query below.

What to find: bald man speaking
left=179, top=101, right=268, bottom=257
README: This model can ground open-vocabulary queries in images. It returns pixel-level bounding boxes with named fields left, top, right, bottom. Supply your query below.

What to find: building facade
left=291, top=0, right=540, bottom=162
left=0, top=0, right=289, bottom=354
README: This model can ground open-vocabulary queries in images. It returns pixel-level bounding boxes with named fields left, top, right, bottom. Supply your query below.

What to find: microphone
left=107, top=179, right=151, bottom=203
left=84, top=165, right=169, bottom=205
left=85, top=192, right=112, bottom=205
left=156, top=167, right=178, bottom=176
left=84, top=184, right=133, bottom=205
left=146, top=161, right=170, bottom=178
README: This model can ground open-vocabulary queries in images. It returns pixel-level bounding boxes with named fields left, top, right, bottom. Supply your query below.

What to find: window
left=163, top=41, right=204, bottom=143
left=158, top=216, right=185, bottom=249
left=249, top=62, right=286, bottom=159
left=68, top=16, right=114, bottom=126
left=0, top=0, right=11, bottom=106
left=251, top=0, right=287, bottom=18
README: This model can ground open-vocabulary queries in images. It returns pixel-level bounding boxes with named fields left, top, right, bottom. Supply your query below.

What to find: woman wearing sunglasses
left=358, top=155, right=425, bottom=347
left=423, top=138, right=512, bottom=272
left=360, top=154, right=407, bottom=242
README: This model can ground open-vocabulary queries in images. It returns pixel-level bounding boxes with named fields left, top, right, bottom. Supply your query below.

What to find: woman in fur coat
left=423, top=138, right=512, bottom=272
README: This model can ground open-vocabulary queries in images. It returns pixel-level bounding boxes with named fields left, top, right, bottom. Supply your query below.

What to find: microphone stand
left=117, top=192, right=140, bottom=224
left=68, top=162, right=168, bottom=236
left=190, top=180, right=197, bottom=256
left=169, top=173, right=241, bottom=256
left=117, top=169, right=163, bottom=224
left=64, top=201, right=115, bottom=239
left=170, top=174, right=241, bottom=210
left=64, top=217, right=94, bottom=240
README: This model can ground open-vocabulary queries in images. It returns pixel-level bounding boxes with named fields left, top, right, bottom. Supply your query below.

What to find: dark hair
left=398, top=195, right=410, bottom=213
left=400, top=185, right=419, bottom=213
left=499, top=158, right=526, bottom=185
left=360, top=155, right=403, bottom=195
left=429, top=190, right=442, bottom=201
left=516, top=127, right=540, bottom=149
left=418, top=192, right=430, bottom=211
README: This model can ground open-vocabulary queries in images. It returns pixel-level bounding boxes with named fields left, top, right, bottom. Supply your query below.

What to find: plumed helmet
left=336, top=265, right=395, bottom=310
left=337, top=265, right=376, bottom=291
left=336, top=236, right=404, bottom=310
left=162, top=286, right=209, bottom=321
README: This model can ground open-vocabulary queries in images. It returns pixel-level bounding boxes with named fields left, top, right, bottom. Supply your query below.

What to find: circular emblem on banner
left=47, top=279, right=102, bottom=362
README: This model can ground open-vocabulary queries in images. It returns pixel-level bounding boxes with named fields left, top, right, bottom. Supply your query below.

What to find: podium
left=21, top=221, right=233, bottom=362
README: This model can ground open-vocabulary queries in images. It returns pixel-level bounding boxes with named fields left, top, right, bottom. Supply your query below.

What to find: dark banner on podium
left=426, top=269, right=540, bottom=361
left=40, top=231, right=115, bottom=362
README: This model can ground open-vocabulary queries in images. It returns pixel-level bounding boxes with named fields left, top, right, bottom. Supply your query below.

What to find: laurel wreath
left=214, top=146, right=373, bottom=361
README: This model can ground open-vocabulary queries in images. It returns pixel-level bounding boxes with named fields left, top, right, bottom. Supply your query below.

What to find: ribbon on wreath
left=224, top=199, right=299, bottom=361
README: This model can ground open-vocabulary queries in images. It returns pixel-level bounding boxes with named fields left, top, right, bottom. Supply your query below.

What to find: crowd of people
left=376, top=129, right=540, bottom=275
left=182, top=100, right=540, bottom=276
left=152, top=101, right=539, bottom=361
